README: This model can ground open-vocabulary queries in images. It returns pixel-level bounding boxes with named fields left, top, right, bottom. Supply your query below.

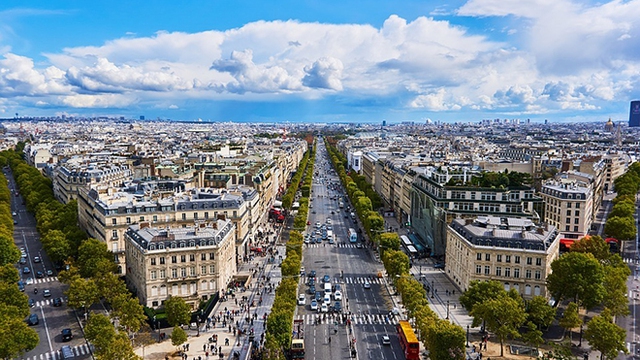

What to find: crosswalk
left=295, top=313, right=400, bottom=325
left=305, top=243, right=362, bottom=249
left=623, top=258, right=638, bottom=264
left=33, top=277, right=58, bottom=284
left=344, top=277, right=382, bottom=285
left=33, top=298, right=65, bottom=307
left=21, top=343, right=92, bottom=360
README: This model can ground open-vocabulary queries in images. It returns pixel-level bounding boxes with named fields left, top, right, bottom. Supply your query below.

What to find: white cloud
left=302, top=57, right=343, bottom=91
left=61, top=94, right=136, bottom=108
left=0, top=53, right=69, bottom=96
left=168, top=104, right=178, bottom=109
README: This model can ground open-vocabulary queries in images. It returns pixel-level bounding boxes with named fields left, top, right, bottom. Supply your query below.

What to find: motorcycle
left=34, top=288, right=38, bottom=294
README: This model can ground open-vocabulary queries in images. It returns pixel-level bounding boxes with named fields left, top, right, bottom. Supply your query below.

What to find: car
left=333, top=301, right=342, bottom=313
left=60, top=345, right=75, bottom=360
left=53, top=297, right=63, bottom=307
left=29, top=298, right=35, bottom=307
left=326, top=219, right=332, bottom=224
left=309, top=270, right=316, bottom=277
left=43, top=289, right=51, bottom=297
left=19, top=257, right=26, bottom=264
left=315, top=291, right=323, bottom=302
left=306, top=221, right=311, bottom=225
left=329, top=238, right=335, bottom=244
left=434, top=263, right=445, bottom=269
left=323, top=294, right=331, bottom=305
left=46, top=269, right=54, bottom=277
left=33, top=256, right=41, bottom=263
left=36, top=271, right=44, bottom=278
left=13, top=220, right=17, bottom=225
left=61, top=328, right=73, bottom=342
left=310, top=300, right=318, bottom=311
left=23, top=267, right=30, bottom=274
left=12, top=211, right=17, bottom=216
left=18, top=281, right=25, bottom=292
left=381, top=335, right=391, bottom=345
left=364, top=282, right=371, bottom=289
left=320, top=303, right=329, bottom=313
left=312, top=210, right=316, bottom=214
left=323, top=275, right=331, bottom=283
left=308, top=278, right=315, bottom=287
left=297, top=294, right=306, bottom=306
left=356, top=243, right=363, bottom=249
left=308, top=286, right=316, bottom=295
left=334, top=290, right=342, bottom=301
left=390, top=307, right=400, bottom=316
left=25, top=277, right=34, bottom=285
left=28, top=314, right=39, bottom=325
left=303, top=238, right=310, bottom=244
left=309, top=204, right=313, bottom=208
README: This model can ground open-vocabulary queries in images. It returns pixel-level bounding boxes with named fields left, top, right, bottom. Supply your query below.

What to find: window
left=160, top=257, right=165, bottom=265
left=565, top=225, right=570, bottom=231
left=151, top=287, right=158, bottom=297
left=536, top=258, right=542, bottom=266
left=201, top=266, right=207, bottom=275
left=496, top=255, right=502, bottom=262
left=171, top=256, right=177, bottom=264
left=566, top=210, right=571, bottom=216
left=534, top=270, right=541, bottom=280
left=181, top=268, right=187, bottom=277
left=112, top=218, right=117, bottom=225
left=181, top=255, right=186, bottom=263
left=525, top=269, right=532, bottom=279
left=514, top=268, right=520, bottom=278
left=112, top=230, right=118, bottom=239
left=575, top=210, right=580, bottom=216
left=567, top=203, right=571, bottom=208
left=485, top=254, right=491, bottom=261
left=153, top=215, right=158, bottom=222
left=524, top=285, right=531, bottom=295
left=194, top=212, right=198, bottom=220
left=505, top=268, right=511, bottom=277
left=505, top=255, right=511, bottom=263
left=574, top=218, right=579, bottom=224
left=476, top=265, right=481, bottom=274
left=209, top=253, right=215, bottom=260
left=182, top=213, right=186, bottom=220
left=150, top=258, right=156, bottom=266
left=190, top=254, right=195, bottom=262
left=575, top=203, right=580, bottom=208
left=477, top=253, right=482, bottom=261
left=484, top=266, right=490, bottom=275
left=201, top=253, right=206, bottom=261
left=160, top=285, right=167, bottom=295
left=126, top=217, right=131, bottom=224
left=210, top=265, right=215, bottom=274
left=159, top=270, right=166, bottom=279
left=204, top=212, right=209, bottom=219
left=514, top=256, right=520, bottom=264
left=150, top=270, right=157, bottom=280
left=574, top=226, right=579, bottom=232
left=526, top=257, right=532, bottom=265
left=190, top=267, right=196, bottom=276
left=140, top=216, right=145, bottom=222
left=171, top=269, right=177, bottom=278
left=495, top=267, right=502, bottom=276
left=534, top=285, right=541, bottom=296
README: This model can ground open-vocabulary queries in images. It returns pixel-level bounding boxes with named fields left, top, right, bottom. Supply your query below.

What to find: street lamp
left=446, top=300, right=450, bottom=320
left=431, top=280, right=435, bottom=298
left=466, top=325, right=470, bottom=347
left=578, top=323, right=583, bottom=347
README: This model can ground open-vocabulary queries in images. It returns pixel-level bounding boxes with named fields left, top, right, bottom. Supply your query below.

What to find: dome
left=605, top=117, right=614, bottom=132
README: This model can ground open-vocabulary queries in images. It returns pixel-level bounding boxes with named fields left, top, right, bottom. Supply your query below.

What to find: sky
left=0, top=0, right=639, bottom=123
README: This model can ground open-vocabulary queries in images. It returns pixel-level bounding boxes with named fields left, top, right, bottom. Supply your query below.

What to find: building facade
left=540, top=180, right=593, bottom=240
left=124, top=219, right=236, bottom=309
left=445, top=216, right=560, bottom=299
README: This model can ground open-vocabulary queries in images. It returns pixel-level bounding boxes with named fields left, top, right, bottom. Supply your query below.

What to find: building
left=629, top=101, right=640, bottom=127
left=540, top=179, right=593, bottom=240
left=52, top=161, right=133, bottom=204
left=445, top=216, right=560, bottom=299
left=124, top=219, right=236, bottom=309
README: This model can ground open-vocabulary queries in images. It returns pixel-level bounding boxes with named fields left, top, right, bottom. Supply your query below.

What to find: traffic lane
left=355, top=323, right=398, bottom=360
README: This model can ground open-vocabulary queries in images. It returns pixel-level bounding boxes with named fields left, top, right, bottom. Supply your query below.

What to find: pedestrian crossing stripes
left=295, top=313, right=400, bottom=326
left=344, top=277, right=382, bottom=285
left=34, top=298, right=64, bottom=308
left=21, top=343, right=92, bottom=360
left=34, top=277, right=59, bottom=284
left=305, top=243, right=362, bottom=249
left=623, top=257, right=638, bottom=264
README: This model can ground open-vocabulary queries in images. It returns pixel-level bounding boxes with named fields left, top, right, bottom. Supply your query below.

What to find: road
left=5, top=167, right=90, bottom=360
left=294, top=140, right=404, bottom=360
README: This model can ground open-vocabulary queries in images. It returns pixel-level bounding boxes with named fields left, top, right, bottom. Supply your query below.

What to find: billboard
left=630, top=101, right=640, bottom=127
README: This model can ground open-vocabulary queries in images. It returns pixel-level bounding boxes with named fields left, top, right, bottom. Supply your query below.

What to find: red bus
left=396, top=320, right=420, bottom=360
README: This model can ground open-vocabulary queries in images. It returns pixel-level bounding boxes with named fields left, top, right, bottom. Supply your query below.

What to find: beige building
left=540, top=180, right=593, bottom=239
left=125, top=219, right=236, bottom=309
left=603, top=153, right=628, bottom=193
left=445, top=216, right=560, bottom=299
left=52, top=161, right=133, bottom=204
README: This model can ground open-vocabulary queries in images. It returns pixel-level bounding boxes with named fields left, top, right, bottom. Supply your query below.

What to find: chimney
left=140, top=222, right=150, bottom=229
left=521, top=229, right=527, bottom=238
left=492, top=228, right=497, bottom=236
left=465, top=218, right=473, bottom=225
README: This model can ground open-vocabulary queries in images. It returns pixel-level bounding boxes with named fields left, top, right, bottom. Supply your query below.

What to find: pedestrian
left=187, top=344, right=190, bottom=351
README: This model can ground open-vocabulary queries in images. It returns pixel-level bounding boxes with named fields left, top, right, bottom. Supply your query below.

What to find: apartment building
left=603, top=153, right=629, bottom=192
left=77, top=182, right=259, bottom=274
left=540, top=180, right=593, bottom=239
left=52, top=160, right=133, bottom=203
left=124, top=219, right=236, bottom=309
left=445, top=216, right=560, bottom=299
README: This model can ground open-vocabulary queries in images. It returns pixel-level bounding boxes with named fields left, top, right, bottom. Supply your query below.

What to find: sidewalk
left=135, top=222, right=285, bottom=360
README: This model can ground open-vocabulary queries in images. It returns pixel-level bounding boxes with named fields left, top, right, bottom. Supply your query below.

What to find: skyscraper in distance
left=630, top=100, right=640, bottom=127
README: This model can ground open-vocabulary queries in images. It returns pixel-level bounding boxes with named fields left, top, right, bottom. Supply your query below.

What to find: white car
left=25, top=277, right=34, bottom=285
left=323, top=294, right=331, bottom=305
left=326, top=218, right=332, bottom=224
left=334, top=290, right=342, bottom=301
left=320, top=303, right=329, bottom=313
left=364, top=282, right=371, bottom=289
left=298, top=294, right=306, bottom=306
left=381, top=335, right=391, bottom=345
left=310, top=300, right=318, bottom=311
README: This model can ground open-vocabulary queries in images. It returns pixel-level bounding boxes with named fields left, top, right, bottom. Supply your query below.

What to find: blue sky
left=0, top=0, right=639, bottom=123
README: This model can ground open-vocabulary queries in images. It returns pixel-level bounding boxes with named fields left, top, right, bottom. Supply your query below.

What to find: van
left=324, top=282, right=332, bottom=295
left=60, top=345, right=75, bottom=359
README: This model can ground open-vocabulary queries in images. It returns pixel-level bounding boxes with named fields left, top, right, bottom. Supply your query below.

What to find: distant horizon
left=1, top=1, right=639, bottom=122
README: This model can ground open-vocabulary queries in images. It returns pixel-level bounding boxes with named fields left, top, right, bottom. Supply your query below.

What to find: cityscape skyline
left=0, top=0, right=639, bottom=123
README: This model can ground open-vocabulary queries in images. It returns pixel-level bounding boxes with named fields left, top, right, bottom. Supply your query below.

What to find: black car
left=309, top=270, right=316, bottom=277
left=61, top=328, right=73, bottom=341
left=27, top=313, right=39, bottom=326
left=36, top=271, right=44, bottom=278
left=333, top=301, right=342, bottom=313
left=307, top=286, right=316, bottom=295
left=29, top=298, right=35, bottom=308
left=53, top=297, right=63, bottom=307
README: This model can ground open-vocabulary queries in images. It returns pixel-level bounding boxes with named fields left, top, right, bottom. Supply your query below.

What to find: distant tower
left=282, top=127, right=287, bottom=139
left=615, top=122, right=623, bottom=147
left=630, top=101, right=640, bottom=127
left=382, top=120, right=386, bottom=127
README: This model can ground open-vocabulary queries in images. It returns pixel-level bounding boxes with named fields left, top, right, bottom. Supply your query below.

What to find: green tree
left=95, top=272, right=128, bottom=304
left=112, top=294, right=147, bottom=334
left=424, top=319, right=466, bottom=360
left=570, top=235, right=611, bottom=262
left=546, top=252, right=605, bottom=310
left=604, top=215, right=636, bottom=240
left=521, top=321, right=545, bottom=349
left=558, top=302, right=581, bottom=342
left=0, top=317, right=39, bottom=358
left=0, top=264, right=20, bottom=283
left=171, top=326, right=188, bottom=349
left=41, top=230, right=71, bottom=264
left=382, top=249, right=410, bottom=277
left=77, top=238, right=117, bottom=278
left=57, top=264, right=81, bottom=285
left=0, top=282, right=29, bottom=319
left=459, top=280, right=505, bottom=312
left=0, top=234, right=20, bottom=266
left=584, top=309, right=628, bottom=360
left=602, top=263, right=630, bottom=317
left=470, top=294, right=526, bottom=357
left=379, top=232, right=401, bottom=259
left=164, top=296, right=191, bottom=326
left=526, top=295, right=556, bottom=330
left=608, top=201, right=635, bottom=218
left=65, top=277, right=100, bottom=319
left=85, top=313, right=116, bottom=355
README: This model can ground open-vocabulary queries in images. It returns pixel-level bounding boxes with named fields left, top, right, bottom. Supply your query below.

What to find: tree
left=77, top=238, right=117, bottom=278
left=584, top=309, right=628, bottom=360
left=164, top=296, right=191, bottom=327
left=470, top=295, right=526, bottom=357
left=382, top=250, right=410, bottom=277
left=526, top=296, right=556, bottom=330
left=65, top=277, right=100, bottom=319
left=0, top=317, right=39, bottom=358
left=546, top=252, right=605, bottom=310
left=558, top=302, right=581, bottom=343
left=604, top=216, right=636, bottom=240
left=379, top=232, right=400, bottom=259
left=57, top=264, right=81, bottom=285
left=85, top=313, right=141, bottom=360
left=608, top=201, right=635, bottom=218
left=459, top=280, right=505, bottom=312
left=95, top=272, right=128, bottom=304
left=171, top=326, right=187, bottom=349
left=0, top=264, right=20, bottom=283
left=602, top=263, right=630, bottom=317
left=0, top=282, right=29, bottom=319
left=424, top=319, right=466, bottom=360
left=41, top=230, right=71, bottom=264
left=521, top=321, right=544, bottom=349
left=570, top=235, right=611, bottom=262
left=0, top=234, right=20, bottom=266
left=112, top=294, right=147, bottom=334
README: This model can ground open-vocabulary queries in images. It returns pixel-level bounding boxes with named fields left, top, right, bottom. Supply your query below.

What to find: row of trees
left=281, top=147, right=311, bottom=210
left=604, top=162, right=640, bottom=240
left=263, top=142, right=316, bottom=360
left=0, top=148, right=148, bottom=359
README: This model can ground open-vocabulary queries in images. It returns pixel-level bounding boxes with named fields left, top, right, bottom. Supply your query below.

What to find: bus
left=289, top=339, right=305, bottom=359
left=396, top=320, right=420, bottom=360
left=348, top=228, right=358, bottom=243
